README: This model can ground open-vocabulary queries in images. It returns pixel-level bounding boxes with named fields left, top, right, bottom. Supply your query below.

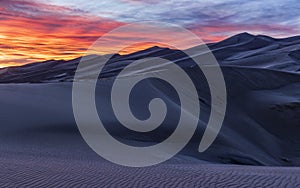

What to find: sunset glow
left=0, top=0, right=299, bottom=68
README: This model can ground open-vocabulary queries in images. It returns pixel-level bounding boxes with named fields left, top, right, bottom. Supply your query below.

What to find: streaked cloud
left=0, top=0, right=124, bottom=67
left=47, top=0, right=300, bottom=37
left=0, top=0, right=299, bottom=67
left=42, top=0, right=300, bottom=41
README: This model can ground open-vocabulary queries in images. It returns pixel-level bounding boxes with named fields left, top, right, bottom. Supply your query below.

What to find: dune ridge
left=0, top=33, right=300, bottom=187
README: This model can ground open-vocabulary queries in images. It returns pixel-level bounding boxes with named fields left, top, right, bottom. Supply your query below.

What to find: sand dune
left=1, top=33, right=300, bottom=187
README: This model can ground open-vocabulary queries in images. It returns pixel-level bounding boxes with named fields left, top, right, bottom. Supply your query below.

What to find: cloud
left=0, top=0, right=209, bottom=67
left=0, top=0, right=125, bottom=67
left=0, top=0, right=299, bottom=67
left=47, top=0, right=300, bottom=36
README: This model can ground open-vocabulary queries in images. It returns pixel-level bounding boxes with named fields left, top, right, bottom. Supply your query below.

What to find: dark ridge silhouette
left=0, top=33, right=300, bottom=187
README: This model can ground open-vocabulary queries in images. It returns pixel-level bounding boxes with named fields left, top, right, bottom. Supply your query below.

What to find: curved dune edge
left=0, top=33, right=300, bottom=186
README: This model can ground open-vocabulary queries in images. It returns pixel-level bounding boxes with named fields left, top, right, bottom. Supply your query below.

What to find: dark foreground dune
left=0, top=33, right=300, bottom=187
left=0, top=113, right=299, bottom=187
left=1, top=154, right=300, bottom=187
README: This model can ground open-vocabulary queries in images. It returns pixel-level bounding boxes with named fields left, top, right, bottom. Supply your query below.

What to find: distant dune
left=0, top=33, right=300, bottom=187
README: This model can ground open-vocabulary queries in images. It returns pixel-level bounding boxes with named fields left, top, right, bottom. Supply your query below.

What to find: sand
left=0, top=33, right=300, bottom=187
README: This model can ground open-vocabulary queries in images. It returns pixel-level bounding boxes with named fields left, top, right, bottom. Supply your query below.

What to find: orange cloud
left=1, top=0, right=298, bottom=68
left=0, top=0, right=125, bottom=67
left=0, top=1, right=238, bottom=69
left=0, top=1, right=226, bottom=68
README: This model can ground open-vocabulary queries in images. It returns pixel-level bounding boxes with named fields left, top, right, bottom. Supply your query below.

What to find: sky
left=0, top=0, right=299, bottom=68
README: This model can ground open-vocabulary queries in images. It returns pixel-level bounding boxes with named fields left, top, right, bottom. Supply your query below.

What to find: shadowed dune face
left=0, top=33, right=300, bottom=169
left=0, top=33, right=300, bottom=83
left=0, top=33, right=300, bottom=187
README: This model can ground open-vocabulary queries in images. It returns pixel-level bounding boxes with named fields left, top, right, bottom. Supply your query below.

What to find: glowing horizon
left=0, top=0, right=299, bottom=68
